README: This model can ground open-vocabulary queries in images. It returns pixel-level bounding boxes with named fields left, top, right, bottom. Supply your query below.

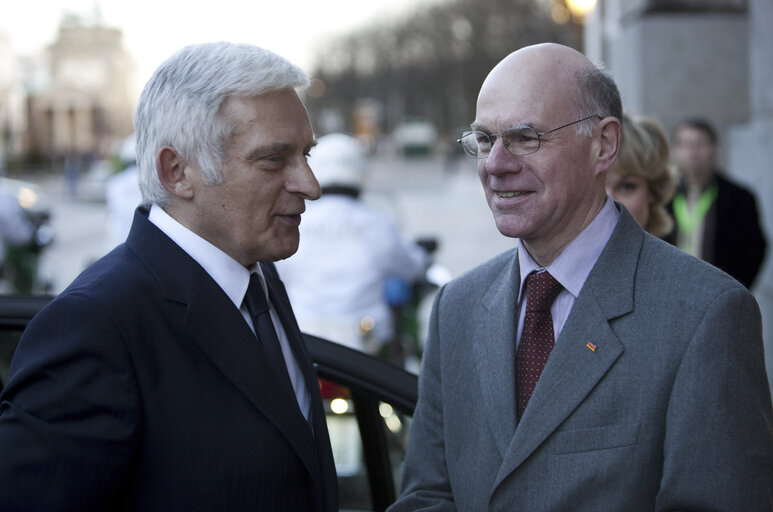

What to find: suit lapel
left=493, top=296, right=625, bottom=487
left=262, top=263, right=331, bottom=438
left=261, top=262, right=338, bottom=510
left=127, top=210, right=319, bottom=482
left=184, top=271, right=320, bottom=473
left=492, top=209, right=644, bottom=490
left=475, top=252, right=520, bottom=456
left=261, top=262, right=319, bottom=409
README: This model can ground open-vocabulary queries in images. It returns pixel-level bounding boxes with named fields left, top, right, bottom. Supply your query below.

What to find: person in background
left=605, top=113, right=676, bottom=237
left=389, top=43, right=773, bottom=511
left=63, top=150, right=81, bottom=197
left=667, top=117, right=767, bottom=288
left=0, top=42, right=338, bottom=511
left=276, top=133, right=427, bottom=355
left=0, top=147, right=32, bottom=286
left=104, top=133, right=143, bottom=250
left=0, top=188, right=34, bottom=288
left=0, top=144, right=6, bottom=177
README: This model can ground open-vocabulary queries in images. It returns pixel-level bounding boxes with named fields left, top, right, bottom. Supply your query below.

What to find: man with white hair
left=0, top=42, right=338, bottom=511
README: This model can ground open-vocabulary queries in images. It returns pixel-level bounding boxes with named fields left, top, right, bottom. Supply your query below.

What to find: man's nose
left=484, top=139, right=522, bottom=174
left=289, top=160, right=322, bottom=200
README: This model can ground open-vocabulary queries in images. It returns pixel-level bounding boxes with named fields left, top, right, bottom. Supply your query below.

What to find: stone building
left=584, top=0, right=773, bottom=396
left=24, top=16, right=135, bottom=164
left=0, top=34, right=27, bottom=171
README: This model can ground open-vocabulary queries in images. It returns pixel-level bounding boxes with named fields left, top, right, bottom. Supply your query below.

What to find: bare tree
left=307, top=0, right=579, bottom=142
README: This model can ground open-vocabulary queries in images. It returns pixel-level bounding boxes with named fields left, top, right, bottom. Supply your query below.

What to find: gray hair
left=573, top=65, right=623, bottom=137
left=135, top=42, right=308, bottom=206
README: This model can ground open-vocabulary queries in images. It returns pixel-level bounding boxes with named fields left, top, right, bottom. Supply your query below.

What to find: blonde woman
left=606, top=114, right=676, bottom=237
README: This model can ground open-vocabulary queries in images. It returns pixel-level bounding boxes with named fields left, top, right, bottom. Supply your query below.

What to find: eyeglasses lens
left=503, top=127, right=540, bottom=155
left=460, top=127, right=540, bottom=158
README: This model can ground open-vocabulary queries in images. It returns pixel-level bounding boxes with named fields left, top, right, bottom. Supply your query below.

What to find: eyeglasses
left=456, top=114, right=601, bottom=159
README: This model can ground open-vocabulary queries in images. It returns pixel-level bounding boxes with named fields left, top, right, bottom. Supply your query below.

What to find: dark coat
left=0, top=207, right=338, bottom=511
left=666, top=173, right=767, bottom=288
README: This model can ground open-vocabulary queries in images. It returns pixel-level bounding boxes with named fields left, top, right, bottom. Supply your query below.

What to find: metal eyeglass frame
left=457, top=114, right=602, bottom=159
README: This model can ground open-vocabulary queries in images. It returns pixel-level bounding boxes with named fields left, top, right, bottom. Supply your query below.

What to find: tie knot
left=244, top=273, right=270, bottom=317
left=524, top=271, right=562, bottom=312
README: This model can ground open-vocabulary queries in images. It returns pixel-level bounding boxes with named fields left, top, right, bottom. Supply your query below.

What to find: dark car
left=0, top=294, right=417, bottom=511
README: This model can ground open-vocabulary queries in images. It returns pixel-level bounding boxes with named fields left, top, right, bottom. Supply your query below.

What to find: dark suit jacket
left=0, top=208, right=338, bottom=511
left=390, top=207, right=773, bottom=511
left=666, top=173, right=767, bottom=288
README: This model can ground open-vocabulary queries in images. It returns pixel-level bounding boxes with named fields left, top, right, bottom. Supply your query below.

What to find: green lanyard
left=673, top=184, right=718, bottom=235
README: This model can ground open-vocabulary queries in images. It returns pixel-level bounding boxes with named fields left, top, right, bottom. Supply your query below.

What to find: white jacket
left=276, top=194, right=427, bottom=351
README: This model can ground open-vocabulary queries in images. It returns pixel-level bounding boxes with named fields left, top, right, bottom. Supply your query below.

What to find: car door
left=0, top=294, right=417, bottom=511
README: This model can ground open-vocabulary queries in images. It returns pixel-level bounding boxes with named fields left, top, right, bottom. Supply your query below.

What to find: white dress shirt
left=148, top=205, right=311, bottom=419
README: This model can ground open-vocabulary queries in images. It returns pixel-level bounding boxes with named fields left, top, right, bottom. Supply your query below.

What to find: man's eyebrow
left=245, top=142, right=293, bottom=161
left=246, top=139, right=318, bottom=161
left=471, top=122, right=536, bottom=133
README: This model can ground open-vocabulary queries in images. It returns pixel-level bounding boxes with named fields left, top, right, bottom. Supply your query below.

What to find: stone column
left=728, top=0, right=773, bottom=398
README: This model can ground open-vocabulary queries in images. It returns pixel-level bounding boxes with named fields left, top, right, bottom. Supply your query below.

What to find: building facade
left=2, top=16, right=135, bottom=167
left=584, top=0, right=773, bottom=397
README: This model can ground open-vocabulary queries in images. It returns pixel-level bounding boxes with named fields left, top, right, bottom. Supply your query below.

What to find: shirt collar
left=148, top=205, right=263, bottom=309
left=517, top=197, right=619, bottom=302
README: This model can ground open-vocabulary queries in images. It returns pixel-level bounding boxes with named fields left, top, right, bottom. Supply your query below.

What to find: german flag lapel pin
left=586, top=342, right=598, bottom=352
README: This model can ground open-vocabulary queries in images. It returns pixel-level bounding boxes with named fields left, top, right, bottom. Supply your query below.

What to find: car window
left=321, top=377, right=411, bottom=511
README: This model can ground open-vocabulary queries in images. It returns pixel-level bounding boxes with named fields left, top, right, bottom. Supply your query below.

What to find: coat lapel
left=261, top=262, right=338, bottom=511
left=260, top=262, right=319, bottom=411
left=182, top=273, right=318, bottom=470
left=475, top=252, right=520, bottom=456
left=127, top=209, right=319, bottom=482
left=492, top=209, right=644, bottom=490
left=261, top=263, right=329, bottom=437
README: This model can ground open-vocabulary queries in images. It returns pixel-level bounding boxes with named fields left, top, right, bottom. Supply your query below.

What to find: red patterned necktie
left=516, top=270, right=563, bottom=419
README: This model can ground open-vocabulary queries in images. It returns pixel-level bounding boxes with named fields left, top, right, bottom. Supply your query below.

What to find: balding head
left=481, top=44, right=589, bottom=114
left=472, top=43, right=623, bottom=266
left=478, top=43, right=621, bottom=130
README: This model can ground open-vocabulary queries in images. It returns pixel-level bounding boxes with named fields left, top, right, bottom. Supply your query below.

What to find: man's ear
left=157, top=146, right=194, bottom=199
left=593, top=117, right=622, bottom=176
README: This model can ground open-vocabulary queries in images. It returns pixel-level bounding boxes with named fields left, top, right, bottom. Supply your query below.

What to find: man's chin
left=494, top=217, right=530, bottom=239
left=248, top=235, right=300, bottom=264
left=272, top=240, right=301, bottom=262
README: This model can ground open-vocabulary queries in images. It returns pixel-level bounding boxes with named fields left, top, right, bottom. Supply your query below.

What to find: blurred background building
left=0, top=11, right=135, bottom=171
left=584, top=0, right=773, bottom=401
left=0, top=0, right=770, bottom=392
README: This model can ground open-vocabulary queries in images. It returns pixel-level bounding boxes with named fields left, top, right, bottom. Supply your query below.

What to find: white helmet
left=309, top=133, right=365, bottom=189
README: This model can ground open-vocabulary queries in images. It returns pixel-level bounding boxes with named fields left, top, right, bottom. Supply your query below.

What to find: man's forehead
left=675, top=126, right=714, bottom=143
left=474, top=84, right=558, bottom=131
left=478, top=44, right=588, bottom=116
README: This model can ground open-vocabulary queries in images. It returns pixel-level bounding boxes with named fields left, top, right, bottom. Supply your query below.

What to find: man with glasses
left=389, top=43, right=773, bottom=511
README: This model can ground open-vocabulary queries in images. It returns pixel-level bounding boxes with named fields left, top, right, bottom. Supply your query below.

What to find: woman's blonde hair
left=612, top=114, right=677, bottom=237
